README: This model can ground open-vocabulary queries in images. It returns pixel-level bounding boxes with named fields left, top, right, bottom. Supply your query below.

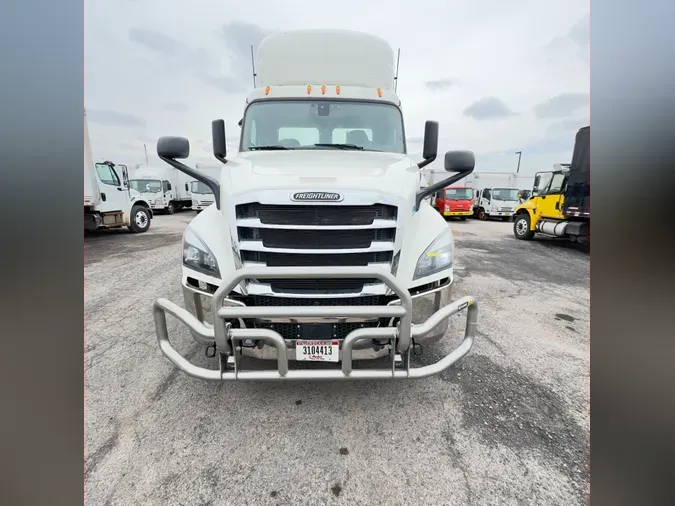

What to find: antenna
left=250, top=45, right=257, bottom=88
left=394, top=48, right=401, bottom=93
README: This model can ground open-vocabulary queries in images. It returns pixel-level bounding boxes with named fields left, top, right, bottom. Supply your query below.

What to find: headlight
left=183, top=226, right=220, bottom=277
left=413, top=228, right=454, bottom=280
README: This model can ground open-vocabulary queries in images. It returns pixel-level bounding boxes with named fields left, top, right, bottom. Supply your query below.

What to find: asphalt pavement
left=84, top=213, right=590, bottom=506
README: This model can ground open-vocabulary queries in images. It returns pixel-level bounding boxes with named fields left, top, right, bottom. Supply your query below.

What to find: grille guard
left=153, top=266, right=478, bottom=381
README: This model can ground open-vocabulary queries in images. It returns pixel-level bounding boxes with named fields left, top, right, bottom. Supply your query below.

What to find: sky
left=85, top=0, right=589, bottom=177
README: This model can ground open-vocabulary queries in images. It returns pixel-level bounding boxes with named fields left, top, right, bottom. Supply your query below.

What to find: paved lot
left=85, top=213, right=589, bottom=506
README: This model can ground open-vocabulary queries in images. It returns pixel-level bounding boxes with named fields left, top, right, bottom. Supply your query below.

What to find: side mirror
left=418, top=121, right=439, bottom=168
left=157, top=136, right=190, bottom=159
left=157, top=134, right=221, bottom=210
left=444, top=150, right=475, bottom=173
left=212, top=119, right=227, bottom=163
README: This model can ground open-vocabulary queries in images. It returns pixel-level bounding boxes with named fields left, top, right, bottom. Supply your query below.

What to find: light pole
left=515, top=150, right=522, bottom=174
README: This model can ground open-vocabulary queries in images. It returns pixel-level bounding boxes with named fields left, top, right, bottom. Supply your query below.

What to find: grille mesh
left=236, top=203, right=397, bottom=225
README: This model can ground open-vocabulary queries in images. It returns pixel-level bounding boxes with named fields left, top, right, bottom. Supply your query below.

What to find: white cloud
left=86, top=0, right=589, bottom=173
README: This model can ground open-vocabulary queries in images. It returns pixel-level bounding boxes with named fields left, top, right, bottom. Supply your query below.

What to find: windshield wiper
left=312, top=143, right=364, bottom=150
left=249, top=145, right=291, bottom=151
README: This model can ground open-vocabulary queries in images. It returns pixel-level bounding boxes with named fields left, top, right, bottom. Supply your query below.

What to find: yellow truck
left=512, top=126, right=590, bottom=245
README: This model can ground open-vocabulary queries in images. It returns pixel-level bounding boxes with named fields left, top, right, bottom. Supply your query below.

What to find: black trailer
left=562, top=126, right=590, bottom=218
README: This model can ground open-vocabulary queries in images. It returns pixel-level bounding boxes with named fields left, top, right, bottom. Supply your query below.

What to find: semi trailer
left=84, top=109, right=153, bottom=233
left=152, top=29, right=479, bottom=381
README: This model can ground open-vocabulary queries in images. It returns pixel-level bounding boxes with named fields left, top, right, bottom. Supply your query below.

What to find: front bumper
left=443, top=210, right=473, bottom=216
left=154, top=266, right=478, bottom=381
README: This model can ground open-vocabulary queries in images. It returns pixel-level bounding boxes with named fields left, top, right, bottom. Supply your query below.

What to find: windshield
left=191, top=181, right=212, bottom=195
left=444, top=188, right=473, bottom=200
left=130, top=179, right=162, bottom=193
left=240, top=100, right=405, bottom=153
left=492, top=188, right=520, bottom=201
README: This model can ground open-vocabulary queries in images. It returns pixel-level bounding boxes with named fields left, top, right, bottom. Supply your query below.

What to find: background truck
left=465, top=172, right=530, bottom=221
left=512, top=126, right=590, bottom=245
left=151, top=28, right=480, bottom=381
left=190, top=164, right=221, bottom=211
left=129, top=164, right=193, bottom=214
left=84, top=109, right=152, bottom=233
left=433, top=185, right=474, bottom=220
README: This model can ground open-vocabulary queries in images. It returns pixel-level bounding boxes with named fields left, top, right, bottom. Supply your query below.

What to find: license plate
left=295, top=340, right=339, bottom=362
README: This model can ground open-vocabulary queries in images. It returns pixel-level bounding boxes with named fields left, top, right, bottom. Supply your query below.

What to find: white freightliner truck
left=190, top=165, right=221, bottom=211
left=129, top=164, right=193, bottom=214
left=152, top=29, right=479, bottom=381
left=84, top=109, right=153, bottom=233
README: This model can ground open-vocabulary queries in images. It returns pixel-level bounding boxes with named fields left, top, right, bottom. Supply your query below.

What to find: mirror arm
left=159, top=156, right=221, bottom=210
left=417, top=154, right=437, bottom=169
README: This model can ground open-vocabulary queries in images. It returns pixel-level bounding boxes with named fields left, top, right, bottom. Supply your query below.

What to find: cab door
left=536, top=172, right=566, bottom=219
left=95, top=163, right=129, bottom=213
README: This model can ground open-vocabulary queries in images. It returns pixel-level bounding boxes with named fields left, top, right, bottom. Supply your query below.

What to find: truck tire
left=513, top=213, right=534, bottom=240
left=478, top=208, right=487, bottom=221
left=459, top=216, right=468, bottom=221
left=166, top=202, right=176, bottom=214
left=128, top=205, right=151, bottom=233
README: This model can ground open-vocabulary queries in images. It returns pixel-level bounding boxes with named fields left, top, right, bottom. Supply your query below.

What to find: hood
left=223, top=150, right=419, bottom=198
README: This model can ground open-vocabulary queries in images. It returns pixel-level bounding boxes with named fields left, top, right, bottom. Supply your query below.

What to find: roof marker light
left=307, top=85, right=312, bottom=94
left=336, top=85, right=341, bottom=95
left=265, top=86, right=270, bottom=95
left=377, top=88, right=382, bottom=97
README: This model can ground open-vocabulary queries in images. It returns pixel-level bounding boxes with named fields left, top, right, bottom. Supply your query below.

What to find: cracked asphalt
left=85, top=213, right=589, bottom=506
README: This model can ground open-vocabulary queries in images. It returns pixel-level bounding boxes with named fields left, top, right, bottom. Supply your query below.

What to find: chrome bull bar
left=153, top=266, right=478, bottom=381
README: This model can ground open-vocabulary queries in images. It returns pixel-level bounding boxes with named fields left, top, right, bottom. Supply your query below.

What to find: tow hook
left=412, top=339, right=423, bottom=357
left=205, top=344, right=217, bottom=358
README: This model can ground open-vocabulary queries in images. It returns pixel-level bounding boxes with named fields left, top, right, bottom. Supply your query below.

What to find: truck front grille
left=234, top=201, right=399, bottom=296
left=238, top=227, right=395, bottom=250
left=236, top=203, right=396, bottom=225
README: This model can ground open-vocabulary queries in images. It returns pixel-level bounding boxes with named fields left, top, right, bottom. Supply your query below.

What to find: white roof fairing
left=255, top=29, right=396, bottom=91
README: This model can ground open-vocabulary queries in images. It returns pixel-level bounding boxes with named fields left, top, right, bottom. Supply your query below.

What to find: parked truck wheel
left=459, top=216, right=468, bottom=221
left=128, top=205, right=151, bottom=233
left=513, top=213, right=534, bottom=240
left=166, top=202, right=176, bottom=214
left=478, top=208, right=487, bottom=221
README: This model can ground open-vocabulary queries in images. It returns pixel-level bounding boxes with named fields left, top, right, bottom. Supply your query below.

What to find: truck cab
left=512, top=128, right=589, bottom=244
left=130, top=176, right=174, bottom=213
left=434, top=186, right=474, bottom=220
left=473, top=187, right=520, bottom=221
left=190, top=180, right=214, bottom=212
left=151, top=29, right=480, bottom=381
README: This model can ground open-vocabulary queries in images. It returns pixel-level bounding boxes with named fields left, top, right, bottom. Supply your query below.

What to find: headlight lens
left=183, top=227, right=220, bottom=277
left=413, top=228, right=454, bottom=280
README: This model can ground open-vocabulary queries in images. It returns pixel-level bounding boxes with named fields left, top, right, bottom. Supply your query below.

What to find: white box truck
left=152, top=29, right=479, bottom=381
left=465, top=172, right=522, bottom=221
left=84, top=109, right=153, bottom=233
left=129, top=164, right=193, bottom=214
left=190, top=164, right=222, bottom=211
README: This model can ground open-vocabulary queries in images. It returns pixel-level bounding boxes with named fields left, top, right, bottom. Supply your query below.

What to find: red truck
left=434, top=185, right=474, bottom=220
